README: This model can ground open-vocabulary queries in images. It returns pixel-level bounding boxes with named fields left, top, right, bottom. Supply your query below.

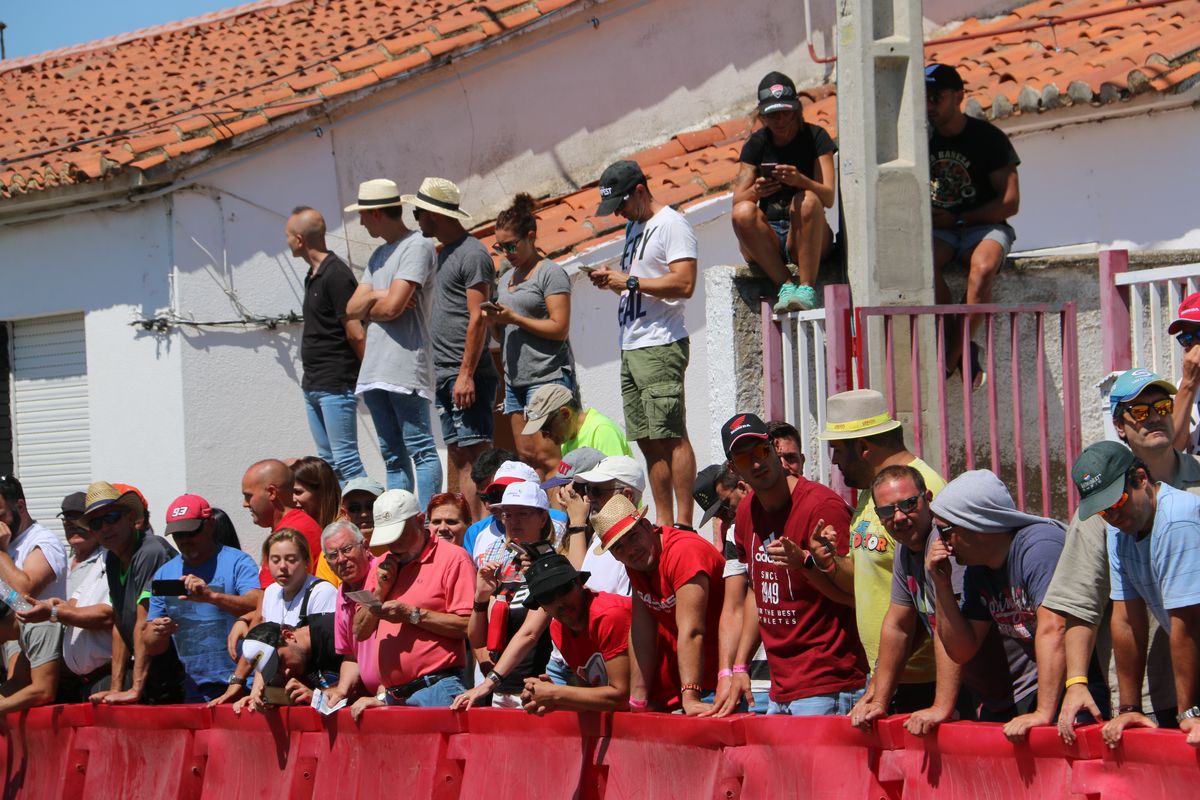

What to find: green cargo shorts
left=620, top=338, right=689, bottom=441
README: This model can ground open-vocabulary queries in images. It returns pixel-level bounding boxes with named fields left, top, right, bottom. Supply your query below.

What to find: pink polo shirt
left=335, top=558, right=383, bottom=695
left=365, top=535, right=475, bottom=688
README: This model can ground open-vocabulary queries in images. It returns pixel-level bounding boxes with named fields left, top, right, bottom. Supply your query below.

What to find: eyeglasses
left=730, top=441, right=773, bottom=471
left=1099, top=491, right=1131, bottom=520
left=492, top=240, right=520, bottom=256
left=934, top=521, right=956, bottom=538
left=344, top=502, right=372, bottom=515
left=323, top=542, right=363, bottom=561
left=87, top=509, right=126, bottom=531
left=1178, top=331, right=1200, bottom=349
left=1120, top=398, right=1173, bottom=423
left=875, top=494, right=922, bottom=519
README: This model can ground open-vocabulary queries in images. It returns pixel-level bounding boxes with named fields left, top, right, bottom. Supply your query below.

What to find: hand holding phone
left=759, top=162, right=779, bottom=178
left=152, top=579, right=189, bottom=597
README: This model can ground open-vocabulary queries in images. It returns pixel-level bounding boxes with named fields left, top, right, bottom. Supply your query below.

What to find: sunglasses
left=344, top=502, right=372, bottom=515
left=492, top=240, right=520, bottom=256
left=1099, top=491, right=1131, bottom=520
left=731, top=441, right=773, bottom=471
left=1120, top=398, right=1173, bottom=423
left=1177, top=331, right=1200, bottom=349
left=87, top=509, right=126, bottom=531
left=875, top=494, right=922, bottom=519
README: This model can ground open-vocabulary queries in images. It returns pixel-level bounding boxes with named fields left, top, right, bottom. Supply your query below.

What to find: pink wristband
left=732, top=664, right=749, bottom=674
left=717, top=668, right=733, bottom=680
left=627, top=697, right=648, bottom=711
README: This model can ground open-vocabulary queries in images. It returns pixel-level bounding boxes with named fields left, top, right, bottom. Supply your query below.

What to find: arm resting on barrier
left=0, top=656, right=58, bottom=714
left=851, top=601, right=917, bottom=729
left=1111, top=598, right=1149, bottom=710
left=711, top=573, right=754, bottom=716
left=674, top=576, right=714, bottom=716
left=1169, top=604, right=1200, bottom=730
left=1056, top=612, right=1103, bottom=742
left=522, top=652, right=630, bottom=714
left=1003, top=605, right=1066, bottom=741
left=905, top=633, right=964, bottom=736
left=628, top=593, right=658, bottom=708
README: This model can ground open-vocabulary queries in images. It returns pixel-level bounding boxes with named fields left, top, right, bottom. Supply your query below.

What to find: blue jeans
left=361, top=388, right=442, bottom=510
left=384, top=674, right=465, bottom=708
left=302, top=388, right=366, bottom=484
left=768, top=686, right=865, bottom=716
left=435, top=372, right=500, bottom=447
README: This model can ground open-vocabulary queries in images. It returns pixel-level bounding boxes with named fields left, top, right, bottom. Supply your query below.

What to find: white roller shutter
left=11, top=314, right=90, bottom=538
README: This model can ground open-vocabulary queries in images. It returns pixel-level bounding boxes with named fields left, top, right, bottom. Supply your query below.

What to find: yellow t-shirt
left=850, top=457, right=946, bottom=683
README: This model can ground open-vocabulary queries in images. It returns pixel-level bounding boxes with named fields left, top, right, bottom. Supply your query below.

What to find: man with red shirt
left=592, top=494, right=725, bottom=715
left=350, top=489, right=474, bottom=709
left=722, top=412, right=868, bottom=714
left=240, top=459, right=338, bottom=586
left=518, top=553, right=631, bottom=713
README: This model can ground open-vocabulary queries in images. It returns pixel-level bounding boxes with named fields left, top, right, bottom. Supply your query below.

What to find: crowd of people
left=0, top=62, right=1196, bottom=750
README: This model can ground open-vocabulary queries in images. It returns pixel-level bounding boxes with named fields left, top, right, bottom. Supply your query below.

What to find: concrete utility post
left=836, top=0, right=942, bottom=453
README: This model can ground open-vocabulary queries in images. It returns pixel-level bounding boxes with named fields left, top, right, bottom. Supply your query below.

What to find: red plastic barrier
left=194, top=705, right=304, bottom=800
left=293, top=706, right=464, bottom=800
left=0, top=703, right=92, bottom=800
left=74, top=704, right=209, bottom=800
left=1070, top=726, right=1200, bottom=799
left=599, top=713, right=744, bottom=800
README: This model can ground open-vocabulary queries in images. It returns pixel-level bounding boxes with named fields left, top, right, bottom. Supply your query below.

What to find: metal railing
left=1101, top=249, right=1200, bottom=378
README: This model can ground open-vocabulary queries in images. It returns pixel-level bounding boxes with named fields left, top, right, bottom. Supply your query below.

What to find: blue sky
left=2, top=1, right=246, bottom=59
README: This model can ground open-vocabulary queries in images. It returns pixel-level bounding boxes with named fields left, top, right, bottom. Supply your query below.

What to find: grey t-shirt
left=431, top=235, right=499, bottom=384
left=495, top=259, right=574, bottom=387
left=355, top=232, right=436, bottom=397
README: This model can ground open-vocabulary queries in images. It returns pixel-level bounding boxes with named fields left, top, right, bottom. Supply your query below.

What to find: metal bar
left=1168, top=280, right=1182, bottom=379
left=782, top=312, right=799, bottom=433
left=885, top=315, right=897, bottom=416
left=1061, top=304, right=1083, bottom=516
left=1112, top=261, right=1200, bottom=286
left=761, top=299, right=785, bottom=420
left=796, top=317, right=812, bottom=475
left=1149, top=283, right=1164, bottom=375
left=987, top=314, right=1000, bottom=475
left=910, top=315, right=923, bottom=460
left=814, top=320, right=830, bottom=485
left=1098, top=249, right=1132, bottom=374
left=858, top=302, right=1064, bottom=316
left=1011, top=312, right=1026, bottom=511
left=961, top=313, right=975, bottom=471
left=825, top=285, right=854, bottom=395
left=1036, top=313, right=1051, bottom=518
left=1131, top=283, right=1145, bottom=371
left=936, top=314, right=950, bottom=479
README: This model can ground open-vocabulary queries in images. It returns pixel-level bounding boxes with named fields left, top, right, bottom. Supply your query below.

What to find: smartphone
left=263, top=686, right=293, bottom=706
left=577, top=264, right=599, bottom=274
left=481, top=300, right=502, bottom=311
left=759, top=162, right=779, bottom=178
left=151, top=579, right=188, bottom=596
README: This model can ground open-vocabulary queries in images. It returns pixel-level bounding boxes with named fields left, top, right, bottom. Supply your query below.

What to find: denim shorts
left=768, top=219, right=790, bottom=262
left=502, top=372, right=577, bottom=415
left=933, top=222, right=1015, bottom=265
left=435, top=371, right=500, bottom=447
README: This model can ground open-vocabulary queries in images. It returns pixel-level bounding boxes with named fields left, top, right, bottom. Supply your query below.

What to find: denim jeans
left=768, top=686, right=865, bottom=716
left=361, top=388, right=442, bottom=510
left=302, top=388, right=366, bottom=484
left=384, top=674, right=465, bottom=708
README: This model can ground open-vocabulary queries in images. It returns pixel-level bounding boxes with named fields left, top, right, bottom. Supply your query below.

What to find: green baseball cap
left=1072, top=441, right=1135, bottom=520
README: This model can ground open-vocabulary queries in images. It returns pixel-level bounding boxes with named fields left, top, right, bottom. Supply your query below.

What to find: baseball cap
left=522, top=384, right=575, bottom=435
left=164, top=494, right=213, bottom=536
left=494, top=481, right=550, bottom=512
left=1072, top=441, right=1136, bottom=520
left=574, top=455, right=646, bottom=494
left=692, top=465, right=726, bottom=528
left=596, top=160, right=647, bottom=217
left=542, top=447, right=606, bottom=489
left=371, top=489, right=421, bottom=547
left=1168, top=292, right=1200, bottom=334
left=757, top=71, right=801, bottom=115
left=342, top=477, right=385, bottom=498
left=721, top=413, right=770, bottom=457
left=1109, top=368, right=1177, bottom=415
left=925, top=63, right=964, bottom=91
left=484, top=460, right=541, bottom=495
left=58, top=491, right=87, bottom=519
left=524, top=553, right=590, bottom=610
left=241, top=622, right=284, bottom=683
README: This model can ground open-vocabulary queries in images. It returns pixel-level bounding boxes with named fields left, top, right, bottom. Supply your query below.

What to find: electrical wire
left=130, top=311, right=302, bottom=332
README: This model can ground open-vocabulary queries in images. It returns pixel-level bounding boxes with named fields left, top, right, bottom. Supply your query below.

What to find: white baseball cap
left=574, top=456, right=646, bottom=494
left=371, top=489, right=421, bottom=547
left=494, top=481, right=550, bottom=511
left=484, top=460, right=541, bottom=494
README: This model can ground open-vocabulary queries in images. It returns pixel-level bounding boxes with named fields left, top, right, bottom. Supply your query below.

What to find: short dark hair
left=1127, top=457, right=1152, bottom=484
left=870, top=464, right=926, bottom=503
left=716, top=463, right=741, bottom=490
left=291, top=205, right=314, bottom=216
left=766, top=420, right=801, bottom=447
left=0, top=475, right=24, bottom=507
left=471, top=448, right=518, bottom=487
left=381, top=205, right=405, bottom=220
left=864, top=425, right=906, bottom=450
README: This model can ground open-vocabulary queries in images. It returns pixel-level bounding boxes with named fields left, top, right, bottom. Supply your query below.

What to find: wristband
left=717, top=669, right=733, bottom=680
left=1064, top=676, right=1089, bottom=689
left=472, top=600, right=490, bottom=612
left=732, top=664, right=749, bottom=674
left=627, top=697, right=648, bottom=710
left=566, top=525, right=588, bottom=534
left=1117, top=704, right=1143, bottom=715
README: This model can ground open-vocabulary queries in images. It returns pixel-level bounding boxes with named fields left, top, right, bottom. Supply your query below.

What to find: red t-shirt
left=259, top=508, right=326, bottom=588
left=626, top=527, right=725, bottom=691
left=551, top=590, right=631, bottom=686
left=734, top=476, right=867, bottom=702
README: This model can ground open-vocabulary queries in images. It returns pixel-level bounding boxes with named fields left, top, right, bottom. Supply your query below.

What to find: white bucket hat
left=344, top=178, right=405, bottom=212
left=401, top=177, right=472, bottom=222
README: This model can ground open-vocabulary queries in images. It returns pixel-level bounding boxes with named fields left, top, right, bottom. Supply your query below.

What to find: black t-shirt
left=301, top=613, right=343, bottom=687
left=489, top=576, right=551, bottom=694
left=301, top=253, right=361, bottom=392
left=739, top=123, right=837, bottom=221
left=929, top=116, right=1020, bottom=218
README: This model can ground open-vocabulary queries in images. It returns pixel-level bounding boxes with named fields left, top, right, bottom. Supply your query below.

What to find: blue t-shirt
left=1109, top=483, right=1200, bottom=628
left=148, top=546, right=260, bottom=702
left=462, top=509, right=568, bottom=559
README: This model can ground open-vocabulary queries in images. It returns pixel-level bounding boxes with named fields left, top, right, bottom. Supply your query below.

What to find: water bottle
left=0, top=578, right=33, bottom=613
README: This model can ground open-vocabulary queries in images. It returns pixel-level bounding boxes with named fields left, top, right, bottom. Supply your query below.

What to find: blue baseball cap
left=1109, top=368, right=1177, bottom=416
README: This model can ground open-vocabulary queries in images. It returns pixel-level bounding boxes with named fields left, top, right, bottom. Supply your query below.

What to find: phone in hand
left=263, top=686, right=294, bottom=706
left=759, top=162, right=779, bottom=178
left=480, top=300, right=502, bottom=312
left=151, top=579, right=188, bottom=597
left=577, top=264, right=599, bottom=274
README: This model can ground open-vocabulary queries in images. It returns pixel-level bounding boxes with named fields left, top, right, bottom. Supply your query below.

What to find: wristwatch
left=1176, top=705, right=1200, bottom=723
left=227, top=674, right=247, bottom=687
left=486, top=670, right=505, bottom=686
left=49, top=603, right=60, bottom=624
left=626, top=276, right=640, bottom=293
left=408, top=607, right=423, bottom=625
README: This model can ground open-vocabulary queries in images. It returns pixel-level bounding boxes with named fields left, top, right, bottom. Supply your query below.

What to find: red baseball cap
left=165, top=494, right=212, bottom=535
left=1168, top=292, right=1200, bottom=334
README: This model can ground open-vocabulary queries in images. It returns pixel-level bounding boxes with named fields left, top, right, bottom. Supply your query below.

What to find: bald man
left=287, top=206, right=367, bottom=484
left=240, top=459, right=338, bottom=586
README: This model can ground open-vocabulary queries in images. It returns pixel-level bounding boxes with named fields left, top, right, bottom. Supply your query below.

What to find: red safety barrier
left=599, top=713, right=744, bottom=800
left=0, top=703, right=92, bottom=800
left=1070, top=726, right=1200, bottom=799
left=194, top=705, right=305, bottom=800
left=74, top=704, right=209, bottom=800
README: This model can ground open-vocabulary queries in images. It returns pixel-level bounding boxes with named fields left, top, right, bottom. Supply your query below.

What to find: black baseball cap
left=524, top=553, right=589, bottom=610
left=596, top=160, right=647, bottom=216
left=721, top=412, right=771, bottom=458
left=757, top=71, right=801, bottom=115
left=692, top=465, right=725, bottom=528
left=58, top=491, right=87, bottom=519
left=925, top=63, right=964, bottom=91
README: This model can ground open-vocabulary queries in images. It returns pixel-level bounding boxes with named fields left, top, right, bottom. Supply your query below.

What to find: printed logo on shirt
left=635, top=589, right=676, bottom=611
left=982, top=586, right=1036, bottom=641
left=578, top=651, right=609, bottom=687
left=850, top=518, right=890, bottom=554
left=930, top=152, right=976, bottom=208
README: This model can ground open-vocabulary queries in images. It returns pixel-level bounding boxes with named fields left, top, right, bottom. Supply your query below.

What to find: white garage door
left=11, top=314, right=90, bottom=538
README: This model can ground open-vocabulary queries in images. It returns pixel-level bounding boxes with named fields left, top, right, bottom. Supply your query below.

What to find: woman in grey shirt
left=484, top=193, right=576, bottom=474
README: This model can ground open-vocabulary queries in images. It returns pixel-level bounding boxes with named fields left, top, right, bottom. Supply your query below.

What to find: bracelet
left=472, top=600, right=490, bottom=612
left=1117, top=704, right=1143, bottom=715
left=732, top=664, right=749, bottom=674
left=566, top=525, right=588, bottom=534
left=627, top=697, right=648, bottom=710
left=717, top=669, right=733, bottom=680
left=1064, top=676, right=1089, bottom=689
left=680, top=683, right=703, bottom=696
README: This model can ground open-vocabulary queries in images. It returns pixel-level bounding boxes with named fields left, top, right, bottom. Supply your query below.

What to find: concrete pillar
left=836, top=0, right=941, bottom=449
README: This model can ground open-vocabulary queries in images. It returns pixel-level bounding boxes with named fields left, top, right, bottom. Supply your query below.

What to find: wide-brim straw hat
left=817, top=389, right=903, bottom=441
left=591, top=494, right=647, bottom=555
left=344, top=178, right=405, bottom=212
left=401, top=177, right=472, bottom=222
left=81, top=481, right=145, bottom=520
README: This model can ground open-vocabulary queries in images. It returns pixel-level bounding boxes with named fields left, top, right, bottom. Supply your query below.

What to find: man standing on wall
left=587, top=160, right=698, bottom=528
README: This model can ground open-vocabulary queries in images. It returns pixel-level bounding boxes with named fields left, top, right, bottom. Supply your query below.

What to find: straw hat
left=81, top=481, right=145, bottom=520
left=817, top=389, right=902, bottom=441
left=343, top=178, right=405, bottom=212
left=401, top=177, right=472, bottom=222
left=591, top=494, right=647, bottom=555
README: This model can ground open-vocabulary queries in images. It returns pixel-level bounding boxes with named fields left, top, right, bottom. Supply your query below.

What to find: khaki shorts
left=620, top=338, right=689, bottom=441
left=3, top=620, right=64, bottom=670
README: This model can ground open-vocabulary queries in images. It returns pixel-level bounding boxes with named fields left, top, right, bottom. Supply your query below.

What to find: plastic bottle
left=0, top=578, right=33, bottom=613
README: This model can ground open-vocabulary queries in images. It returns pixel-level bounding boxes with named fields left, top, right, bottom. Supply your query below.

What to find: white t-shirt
left=7, top=521, right=68, bottom=601
left=261, top=574, right=338, bottom=626
left=616, top=205, right=697, bottom=351
left=581, top=541, right=630, bottom=597
left=65, top=549, right=113, bottom=676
